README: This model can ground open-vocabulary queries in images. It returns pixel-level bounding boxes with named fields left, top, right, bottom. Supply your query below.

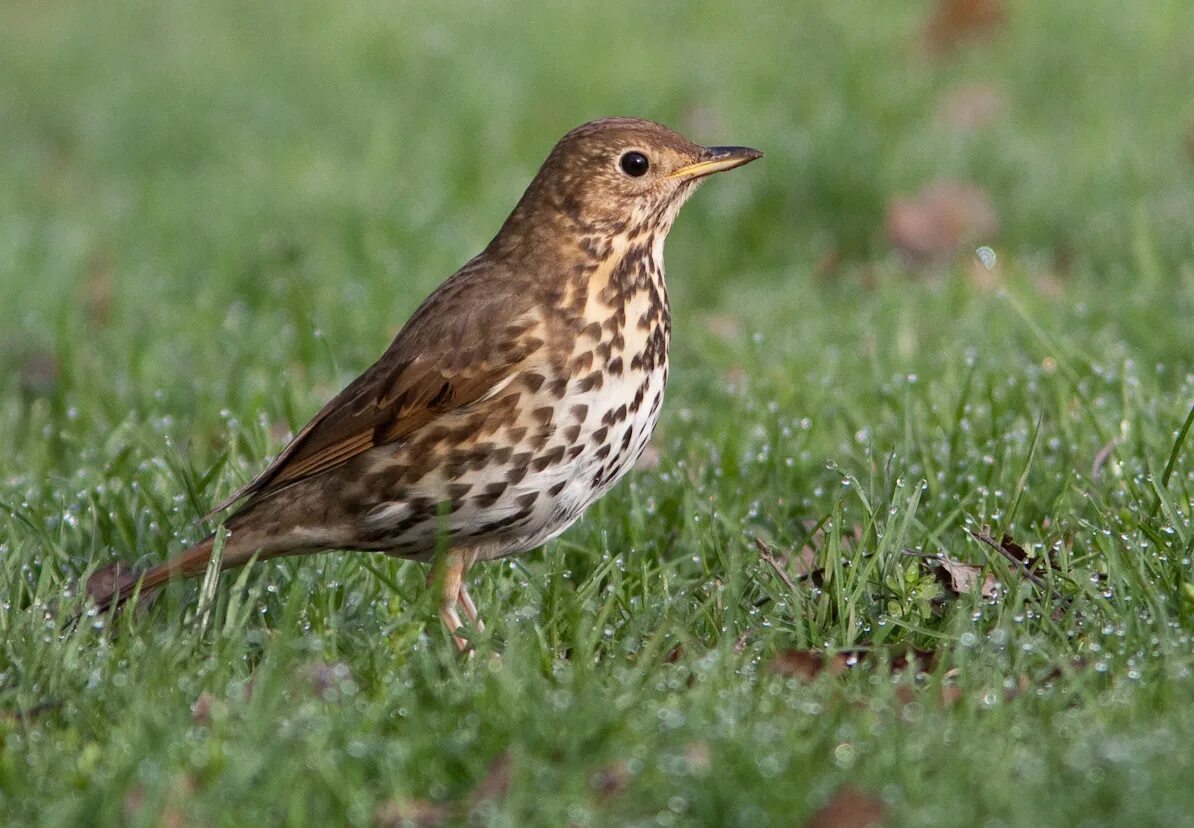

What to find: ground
left=3, top=1, right=1194, bottom=825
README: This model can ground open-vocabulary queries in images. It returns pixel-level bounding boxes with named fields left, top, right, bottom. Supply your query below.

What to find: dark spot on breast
left=532, top=445, right=566, bottom=471
left=529, top=427, right=554, bottom=451
left=607, top=357, right=623, bottom=376
left=474, top=481, right=508, bottom=508
left=532, top=406, right=554, bottom=425
left=571, top=351, right=594, bottom=373
left=521, top=373, right=545, bottom=392
left=594, top=444, right=611, bottom=461
left=602, top=405, right=628, bottom=426
left=515, top=491, right=539, bottom=509
left=577, top=371, right=604, bottom=392
left=571, top=404, right=589, bottom=422
left=469, top=505, right=535, bottom=537
left=548, top=481, right=566, bottom=496
left=631, top=385, right=646, bottom=412
left=591, top=425, right=609, bottom=444
left=563, top=424, right=581, bottom=442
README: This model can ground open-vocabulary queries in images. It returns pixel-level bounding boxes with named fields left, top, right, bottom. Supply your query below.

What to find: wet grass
left=3, top=0, right=1194, bottom=825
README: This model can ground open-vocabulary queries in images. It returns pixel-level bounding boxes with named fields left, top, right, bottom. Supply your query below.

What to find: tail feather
left=82, top=523, right=277, bottom=616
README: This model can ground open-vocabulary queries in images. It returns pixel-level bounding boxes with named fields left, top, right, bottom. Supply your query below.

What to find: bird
left=85, top=117, right=762, bottom=649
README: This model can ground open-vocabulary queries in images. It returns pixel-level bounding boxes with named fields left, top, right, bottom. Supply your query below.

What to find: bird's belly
left=502, top=363, right=667, bottom=555
left=357, top=360, right=666, bottom=561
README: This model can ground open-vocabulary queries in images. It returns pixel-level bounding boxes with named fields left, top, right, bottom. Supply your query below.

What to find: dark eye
left=619, top=151, right=650, bottom=177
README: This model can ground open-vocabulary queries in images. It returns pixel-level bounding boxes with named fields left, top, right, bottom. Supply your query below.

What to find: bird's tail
left=80, top=518, right=279, bottom=615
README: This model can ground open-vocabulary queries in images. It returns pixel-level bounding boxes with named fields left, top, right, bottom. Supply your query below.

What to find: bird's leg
left=457, top=582, right=484, bottom=633
left=429, top=548, right=479, bottom=651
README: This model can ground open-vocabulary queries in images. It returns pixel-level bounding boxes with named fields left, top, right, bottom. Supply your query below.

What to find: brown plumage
left=85, top=117, right=761, bottom=648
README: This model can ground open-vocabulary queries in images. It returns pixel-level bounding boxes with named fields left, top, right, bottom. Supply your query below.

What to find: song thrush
left=86, top=117, right=761, bottom=648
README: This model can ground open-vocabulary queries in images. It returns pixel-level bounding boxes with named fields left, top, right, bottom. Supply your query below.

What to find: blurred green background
left=3, top=1, right=1194, bottom=825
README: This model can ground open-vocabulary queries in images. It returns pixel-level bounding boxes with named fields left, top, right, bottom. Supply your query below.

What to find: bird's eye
left=619, top=151, right=650, bottom=177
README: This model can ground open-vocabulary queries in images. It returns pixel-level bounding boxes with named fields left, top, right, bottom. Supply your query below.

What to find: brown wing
left=205, top=259, right=543, bottom=517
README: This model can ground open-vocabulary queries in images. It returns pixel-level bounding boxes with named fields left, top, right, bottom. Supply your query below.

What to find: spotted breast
left=352, top=231, right=671, bottom=562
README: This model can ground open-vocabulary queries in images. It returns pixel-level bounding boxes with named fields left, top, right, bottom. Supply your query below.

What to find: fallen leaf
left=814, top=247, right=843, bottom=279
left=373, top=799, right=452, bottom=828
left=634, top=442, right=661, bottom=471
left=935, top=555, right=1000, bottom=599
left=806, top=784, right=887, bottom=828
left=84, top=249, right=115, bottom=327
left=770, top=647, right=938, bottom=685
left=768, top=649, right=849, bottom=682
left=467, top=750, right=513, bottom=810
left=887, top=648, right=939, bottom=674
left=269, top=420, right=294, bottom=444
left=683, top=741, right=712, bottom=775
left=191, top=691, right=214, bottom=726
left=924, top=0, right=1006, bottom=55
left=939, top=685, right=964, bottom=708
left=18, top=350, right=60, bottom=398
left=302, top=660, right=354, bottom=700
left=590, top=760, right=630, bottom=799
left=123, top=773, right=196, bottom=828
left=702, top=313, right=742, bottom=341
left=886, top=180, right=998, bottom=265
left=937, top=81, right=1008, bottom=131
left=0, top=700, right=62, bottom=724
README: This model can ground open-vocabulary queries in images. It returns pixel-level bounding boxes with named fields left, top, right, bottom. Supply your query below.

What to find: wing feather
left=205, top=261, right=541, bottom=518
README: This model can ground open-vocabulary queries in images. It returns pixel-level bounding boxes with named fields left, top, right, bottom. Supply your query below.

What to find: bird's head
left=492, top=117, right=761, bottom=256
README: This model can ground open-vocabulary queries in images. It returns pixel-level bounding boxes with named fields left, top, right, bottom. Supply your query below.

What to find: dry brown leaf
left=302, top=661, right=354, bottom=700
left=467, top=750, right=513, bottom=810
left=590, top=760, right=631, bottom=800
left=887, top=648, right=939, bottom=674
left=123, top=774, right=196, bottom=828
left=191, top=691, right=215, bottom=726
left=886, top=180, right=998, bottom=265
left=702, top=313, right=742, bottom=341
left=924, top=0, right=1006, bottom=55
left=373, top=799, right=452, bottom=828
left=936, top=555, right=999, bottom=599
left=768, top=649, right=849, bottom=682
left=634, top=441, right=661, bottom=471
left=770, top=647, right=936, bottom=683
left=0, top=700, right=62, bottom=724
left=84, top=249, right=115, bottom=327
left=814, top=247, right=843, bottom=279
left=937, top=81, right=1008, bottom=131
left=18, top=350, right=60, bottom=398
left=684, top=741, right=712, bottom=775
left=806, top=784, right=887, bottom=828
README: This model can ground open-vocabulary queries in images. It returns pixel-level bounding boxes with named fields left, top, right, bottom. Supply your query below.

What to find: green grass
left=4, top=0, right=1194, bottom=825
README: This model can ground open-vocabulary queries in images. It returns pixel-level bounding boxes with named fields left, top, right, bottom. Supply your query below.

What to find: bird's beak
left=667, top=145, right=764, bottom=181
